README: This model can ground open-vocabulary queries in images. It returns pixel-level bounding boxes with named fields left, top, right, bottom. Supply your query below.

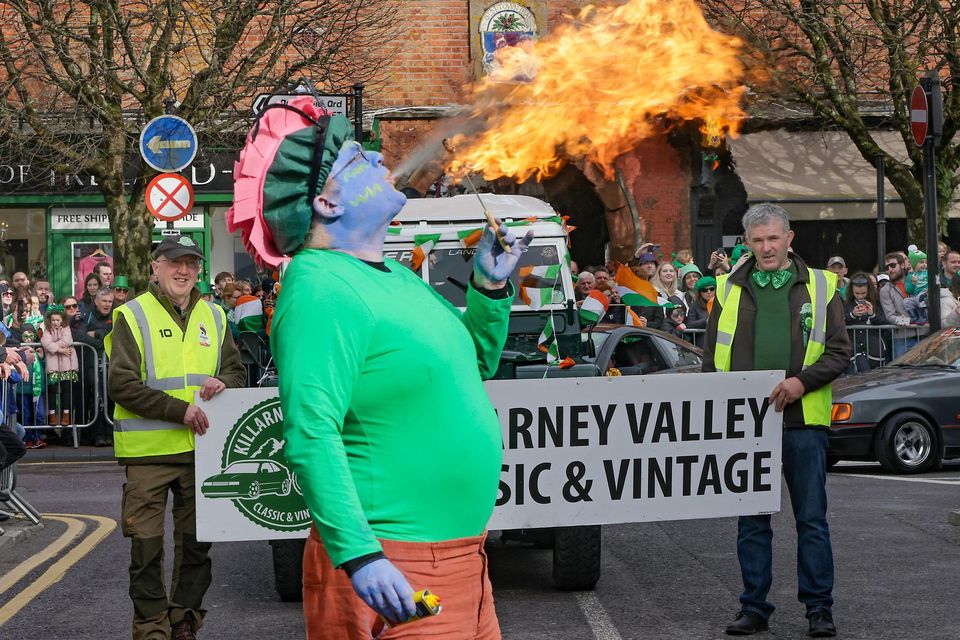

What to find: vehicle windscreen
left=225, top=462, right=259, bottom=473
left=423, top=243, right=565, bottom=308
left=891, top=330, right=960, bottom=368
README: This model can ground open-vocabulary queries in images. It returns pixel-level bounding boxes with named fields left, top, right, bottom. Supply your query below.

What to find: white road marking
left=839, top=473, right=960, bottom=486
left=575, top=592, right=624, bottom=640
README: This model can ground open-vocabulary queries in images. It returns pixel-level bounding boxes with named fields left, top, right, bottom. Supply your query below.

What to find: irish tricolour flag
left=615, top=265, right=672, bottom=307
left=411, top=233, right=441, bottom=271
left=519, top=264, right=562, bottom=310
left=579, top=290, right=610, bottom=324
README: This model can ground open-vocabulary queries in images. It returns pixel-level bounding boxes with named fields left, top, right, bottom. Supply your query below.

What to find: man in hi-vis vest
left=106, top=234, right=245, bottom=640
left=702, top=204, right=851, bottom=639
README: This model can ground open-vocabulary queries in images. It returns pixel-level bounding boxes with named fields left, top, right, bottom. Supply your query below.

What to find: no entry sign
left=911, top=85, right=929, bottom=146
left=146, top=173, right=195, bottom=222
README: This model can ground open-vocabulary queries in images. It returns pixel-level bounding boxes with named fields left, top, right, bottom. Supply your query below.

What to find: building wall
left=373, top=1, right=693, bottom=258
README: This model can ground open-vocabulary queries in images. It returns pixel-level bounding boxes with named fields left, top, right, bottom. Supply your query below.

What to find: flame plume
left=447, top=0, right=747, bottom=183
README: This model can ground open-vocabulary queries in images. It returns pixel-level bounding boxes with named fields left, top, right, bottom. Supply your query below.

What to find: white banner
left=485, top=371, right=783, bottom=530
left=195, top=371, right=783, bottom=542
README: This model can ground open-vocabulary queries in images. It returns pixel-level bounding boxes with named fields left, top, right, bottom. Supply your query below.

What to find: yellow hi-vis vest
left=104, top=294, right=226, bottom=458
left=714, top=268, right=837, bottom=427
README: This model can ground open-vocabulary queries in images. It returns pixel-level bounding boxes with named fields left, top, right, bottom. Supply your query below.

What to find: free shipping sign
left=195, top=371, right=783, bottom=542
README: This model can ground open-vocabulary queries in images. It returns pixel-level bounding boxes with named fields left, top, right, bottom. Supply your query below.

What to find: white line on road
left=575, top=592, right=624, bottom=640
left=839, top=473, right=960, bottom=486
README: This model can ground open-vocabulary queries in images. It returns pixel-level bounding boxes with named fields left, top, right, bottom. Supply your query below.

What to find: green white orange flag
left=537, top=317, right=575, bottom=368
left=457, top=228, right=483, bottom=248
left=411, top=233, right=441, bottom=271
left=579, top=290, right=610, bottom=324
left=615, top=265, right=667, bottom=307
left=538, top=317, right=556, bottom=357
left=519, top=264, right=562, bottom=310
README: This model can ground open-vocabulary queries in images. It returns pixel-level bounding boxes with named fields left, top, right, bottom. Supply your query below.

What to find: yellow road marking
left=0, top=516, right=86, bottom=597
left=0, top=514, right=116, bottom=626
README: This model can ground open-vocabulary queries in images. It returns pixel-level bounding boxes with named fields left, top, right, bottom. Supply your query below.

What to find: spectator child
left=41, top=308, right=79, bottom=427
left=16, top=324, right=45, bottom=447
left=844, top=273, right=887, bottom=372
left=905, top=250, right=928, bottom=324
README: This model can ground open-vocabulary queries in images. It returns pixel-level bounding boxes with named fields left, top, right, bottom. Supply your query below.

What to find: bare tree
left=701, top=0, right=960, bottom=245
left=0, top=0, right=399, bottom=288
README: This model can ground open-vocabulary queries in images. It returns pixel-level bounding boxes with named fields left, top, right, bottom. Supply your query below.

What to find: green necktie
left=752, top=269, right=792, bottom=289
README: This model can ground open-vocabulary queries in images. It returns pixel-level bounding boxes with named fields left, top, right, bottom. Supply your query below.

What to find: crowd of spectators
left=0, top=265, right=278, bottom=452
left=573, top=239, right=960, bottom=375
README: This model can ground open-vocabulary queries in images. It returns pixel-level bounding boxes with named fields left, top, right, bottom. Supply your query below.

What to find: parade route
left=1, top=460, right=957, bottom=639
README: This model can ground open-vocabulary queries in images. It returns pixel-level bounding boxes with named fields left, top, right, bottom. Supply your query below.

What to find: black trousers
left=0, top=422, right=26, bottom=470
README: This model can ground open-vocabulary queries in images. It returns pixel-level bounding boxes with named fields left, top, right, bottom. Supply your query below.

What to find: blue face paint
left=312, top=141, right=407, bottom=259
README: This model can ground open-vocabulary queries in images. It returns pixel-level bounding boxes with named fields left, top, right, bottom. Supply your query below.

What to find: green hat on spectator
left=908, top=250, right=927, bottom=268
left=695, top=276, right=717, bottom=292
left=731, top=244, right=751, bottom=263
left=113, top=275, right=130, bottom=290
left=679, top=263, right=703, bottom=280
left=196, top=281, right=213, bottom=295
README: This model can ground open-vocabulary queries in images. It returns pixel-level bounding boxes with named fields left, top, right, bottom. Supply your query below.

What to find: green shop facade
left=0, top=153, right=254, bottom=301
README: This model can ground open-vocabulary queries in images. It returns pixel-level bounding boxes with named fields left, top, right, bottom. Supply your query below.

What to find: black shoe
left=725, top=611, right=769, bottom=635
left=808, top=610, right=836, bottom=638
left=93, top=437, right=107, bottom=447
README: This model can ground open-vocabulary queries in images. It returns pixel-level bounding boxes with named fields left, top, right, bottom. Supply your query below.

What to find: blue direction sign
left=139, top=115, right=199, bottom=172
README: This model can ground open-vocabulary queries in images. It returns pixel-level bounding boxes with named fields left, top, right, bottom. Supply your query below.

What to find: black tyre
left=247, top=481, right=261, bottom=499
left=875, top=411, right=938, bottom=474
left=552, top=525, right=601, bottom=590
left=270, top=538, right=306, bottom=602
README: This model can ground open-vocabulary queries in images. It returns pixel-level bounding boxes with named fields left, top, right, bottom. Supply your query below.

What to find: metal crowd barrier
left=12, top=341, right=106, bottom=449
left=1, top=383, right=42, bottom=526
left=680, top=325, right=929, bottom=372
left=680, top=329, right=706, bottom=349
left=845, top=324, right=928, bottom=371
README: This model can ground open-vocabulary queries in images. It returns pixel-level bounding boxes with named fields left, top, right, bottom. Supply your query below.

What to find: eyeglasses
left=1, top=292, right=11, bottom=297
left=885, top=262, right=899, bottom=270
left=328, top=143, right=370, bottom=183
left=64, top=303, right=79, bottom=309
left=157, top=257, right=201, bottom=270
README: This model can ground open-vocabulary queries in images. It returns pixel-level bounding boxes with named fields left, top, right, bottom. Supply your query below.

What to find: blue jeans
left=891, top=336, right=917, bottom=360
left=737, top=428, right=833, bottom=620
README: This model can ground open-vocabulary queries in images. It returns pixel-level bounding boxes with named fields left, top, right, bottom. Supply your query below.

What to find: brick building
left=367, top=0, right=714, bottom=269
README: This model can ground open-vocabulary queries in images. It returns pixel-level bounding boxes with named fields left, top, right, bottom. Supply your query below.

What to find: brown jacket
left=108, top=283, right=246, bottom=463
left=701, top=253, right=852, bottom=428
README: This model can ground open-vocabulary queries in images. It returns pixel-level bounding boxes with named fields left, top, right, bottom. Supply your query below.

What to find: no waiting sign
left=146, top=173, right=195, bottom=222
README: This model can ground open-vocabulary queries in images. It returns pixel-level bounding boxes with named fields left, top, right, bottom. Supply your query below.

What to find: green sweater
left=749, top=262, right=797, bottom=372
left=271, top=249, right=511, bottom=567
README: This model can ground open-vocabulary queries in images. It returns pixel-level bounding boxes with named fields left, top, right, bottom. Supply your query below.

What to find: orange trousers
left=303, top=527, right=501, bottom=640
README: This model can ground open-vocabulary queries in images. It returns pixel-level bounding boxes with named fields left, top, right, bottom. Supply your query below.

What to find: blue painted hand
left=349, top=558, right=417, bottom=624
left=473, top=219, right=535, bottom=289
left=311, top=141, right=407, bottom=260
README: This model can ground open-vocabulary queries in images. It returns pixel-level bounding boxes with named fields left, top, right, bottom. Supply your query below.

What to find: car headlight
left=831, top=403, right=852, bottom=422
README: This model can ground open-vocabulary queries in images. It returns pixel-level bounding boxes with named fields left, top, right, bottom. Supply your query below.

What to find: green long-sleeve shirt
left=271, top=249, right=511, bottom=567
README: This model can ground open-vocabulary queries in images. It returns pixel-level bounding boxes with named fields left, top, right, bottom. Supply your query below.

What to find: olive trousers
left=121, top=463, right=212, bottom=640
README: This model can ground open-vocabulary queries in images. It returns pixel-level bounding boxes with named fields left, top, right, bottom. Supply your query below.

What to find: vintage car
left=829, top=327, right=960, bottom=474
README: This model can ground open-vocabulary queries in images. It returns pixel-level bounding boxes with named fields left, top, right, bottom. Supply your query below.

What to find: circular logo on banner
left=145, top=173, right=195, bottom=222
left=200, top=397, right=310, bottom=532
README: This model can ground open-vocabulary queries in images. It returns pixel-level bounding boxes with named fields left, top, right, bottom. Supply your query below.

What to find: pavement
left=0, top=513, right=44, bottom=552
left=19, top=442, right=117, bottom=464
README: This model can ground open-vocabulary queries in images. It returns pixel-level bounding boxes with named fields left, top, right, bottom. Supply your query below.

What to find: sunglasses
left=115, top=287, right=128, bottom=292
left=701, top=287, right=716, bottom=292
left=885, top=262, right=899, bottom=270
left=64, top=303, right=78, bottom=309
left=850, top=279, right=870, bottom=286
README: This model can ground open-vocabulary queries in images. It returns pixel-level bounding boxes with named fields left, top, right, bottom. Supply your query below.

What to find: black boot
left=725, top=611, right=769, bottom=635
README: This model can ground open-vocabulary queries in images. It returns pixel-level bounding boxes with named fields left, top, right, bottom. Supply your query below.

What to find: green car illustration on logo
left=201, top=397, right=311, bottom=532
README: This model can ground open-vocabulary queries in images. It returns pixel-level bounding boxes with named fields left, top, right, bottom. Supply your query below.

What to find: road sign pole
left=922, top=75, right=942, bottom=332
left=876, top=153, right=886, bottom=273
left=352, top=83, right=364, bottom=143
